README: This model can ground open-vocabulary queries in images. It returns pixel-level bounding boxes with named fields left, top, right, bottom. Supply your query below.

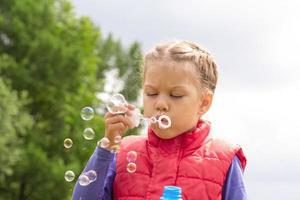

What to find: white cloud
left=71, top=0, right=300, bottom=198
left=206, top=79, right=300, bottom=199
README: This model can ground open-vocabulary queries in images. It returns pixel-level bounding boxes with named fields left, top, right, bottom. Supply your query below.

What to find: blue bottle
left=160, top=186, right=182, bottom=200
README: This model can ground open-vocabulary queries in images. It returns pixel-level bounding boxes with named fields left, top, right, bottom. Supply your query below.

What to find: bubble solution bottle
left=160, top=186, right=182, bottom=200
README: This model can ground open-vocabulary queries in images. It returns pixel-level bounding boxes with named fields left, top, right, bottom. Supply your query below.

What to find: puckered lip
left=154, top=114, right=161, bottom=119
left=154, top=113, right=165, bottom=119
left=154, top=113, right=171, bottom=120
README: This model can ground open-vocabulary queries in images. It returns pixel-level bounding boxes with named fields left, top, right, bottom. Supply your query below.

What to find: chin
left=152, top=128, right=178, bottom=140
left=156, top=134, right=174, bottom=140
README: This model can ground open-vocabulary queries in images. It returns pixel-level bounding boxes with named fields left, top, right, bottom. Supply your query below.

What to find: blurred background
left=1, top=0, right=299, bottom=199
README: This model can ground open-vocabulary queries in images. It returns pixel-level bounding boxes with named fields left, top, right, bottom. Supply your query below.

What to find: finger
left=105, top=115, right=131, bottom=129
left=104, top=111, right=116, bottom=119
left=106, top=122, right=127, bottom=136
left=125, top=104, right=137, bottom=116
left=124, top=114, right=134, bottom=128
left=125, top=109, right=133, bottom=116
left=127, top=104, right=135, bottom=110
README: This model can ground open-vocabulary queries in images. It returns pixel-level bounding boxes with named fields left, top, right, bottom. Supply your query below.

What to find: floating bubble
left=106, top=103, right=127, bottom=114
left=86, top=170, right=97, bottom=182
left=98, top=137, right=110, bottom=148
left=114, top=135, right=122, bottom=143
left=111, top=94, right=127, bottom=106
left=106, top=94, right=128, bottom=114
left=83, top=128, right=95, bottom=140
left=78, top=170, right=97, bottom=186
left=64, top=170, right=75, bottom=182
left=81, top=107, right=94, bottom=121
left=126, top=151, right=137, bottom=162
left=127, top=162, right=137, bottom=173
left=64, top=138, right=73, bottom=149
left=78, top=174, right=90, bottom=186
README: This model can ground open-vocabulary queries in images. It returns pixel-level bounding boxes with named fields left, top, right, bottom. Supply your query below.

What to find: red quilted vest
left=113, top=120, right=246, bottom=200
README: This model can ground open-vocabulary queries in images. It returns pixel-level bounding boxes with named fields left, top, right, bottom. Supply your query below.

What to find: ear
left=198, top=92, right=213, bottom=116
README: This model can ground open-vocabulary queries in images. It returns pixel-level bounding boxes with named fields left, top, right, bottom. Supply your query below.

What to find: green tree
left=0, top=54, right=33, bottom=190
left=0, top=0, right=142, bottom=199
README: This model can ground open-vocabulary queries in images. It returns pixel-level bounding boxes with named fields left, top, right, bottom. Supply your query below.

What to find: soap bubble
left=106, top=94, right=128, bottom=114
left=98, top=137, right=110, bottom=148
left=78, top=170, right=97, bottom=186
left=83, top=128, right=95, bottom=140
left=64, top=138, right=73, bottom=149
left=111, top=94, right=127, bottom=106
left=126, top=151, right=137, bottom=162
left=143, top=115, right=171, bottom=129
left=126, top=162, right=137, bottom=173
left=81, top=107, right=94, bottom=121
left=158, top=115, right=171, bottom=129
left=64, top=170, right=75, bottom=182
left=78, top=174, right=90, bottom=186
left=106, top=103, right=128, bottom=114
left=86, top=170, right=97, bottom=182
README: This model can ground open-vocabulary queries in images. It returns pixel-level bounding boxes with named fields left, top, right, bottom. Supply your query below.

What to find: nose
left=155, top=95, right=169, bottom=112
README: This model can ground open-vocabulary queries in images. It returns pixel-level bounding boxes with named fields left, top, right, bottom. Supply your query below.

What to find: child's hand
left=103, top=104, right=135, bottom=149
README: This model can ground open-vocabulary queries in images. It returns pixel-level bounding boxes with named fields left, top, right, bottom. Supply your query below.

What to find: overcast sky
left=71, top=0, right=300, bottom=199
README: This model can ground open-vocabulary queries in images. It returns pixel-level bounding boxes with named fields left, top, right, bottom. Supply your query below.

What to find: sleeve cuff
left=95, top=146, right=115, bottom=161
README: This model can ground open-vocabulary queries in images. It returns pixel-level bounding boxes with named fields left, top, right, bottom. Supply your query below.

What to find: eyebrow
left=144, top=84, right=188, bottom=90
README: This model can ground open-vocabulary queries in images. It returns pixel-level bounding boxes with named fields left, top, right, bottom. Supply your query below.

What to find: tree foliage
left=0, top=0, right=141, bottom=199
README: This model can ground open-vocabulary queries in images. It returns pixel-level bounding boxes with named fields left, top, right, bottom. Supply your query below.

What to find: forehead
left=143, top=60, right=199, bottom=88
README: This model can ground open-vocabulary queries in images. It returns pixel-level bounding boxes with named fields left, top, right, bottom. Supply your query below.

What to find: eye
left=146, top=93, right=157, bottom=97
left=171, top=94, right=183, bottom=98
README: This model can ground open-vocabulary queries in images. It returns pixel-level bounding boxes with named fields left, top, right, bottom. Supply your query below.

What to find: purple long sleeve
left=72, top=147, right=115, bottom=200
left=72, top=149, right=246, bottom=200
left=222, top=156, right=248, bottom=200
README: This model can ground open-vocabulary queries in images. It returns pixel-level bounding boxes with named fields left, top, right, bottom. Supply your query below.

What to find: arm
left=222, top=156, right=247, bottom=200
left=104, top=153, right=116, bottom=198
left=72, top=102, right=133, bottom=199
left=72, top=146, right=116, bottom=200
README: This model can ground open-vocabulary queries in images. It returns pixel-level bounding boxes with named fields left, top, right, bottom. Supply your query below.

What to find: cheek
left=142, top=98, right=152, bottom=116
left=173, top=102, right=200, bottom=120
left=173, top=101, right=192, bottom=113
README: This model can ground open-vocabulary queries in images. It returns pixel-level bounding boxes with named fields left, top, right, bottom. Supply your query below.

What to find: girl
left=72, top=40, right=247, bottom=200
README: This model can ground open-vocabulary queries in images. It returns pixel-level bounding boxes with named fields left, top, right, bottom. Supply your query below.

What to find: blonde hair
left=142, top=40, right=218, bottom=93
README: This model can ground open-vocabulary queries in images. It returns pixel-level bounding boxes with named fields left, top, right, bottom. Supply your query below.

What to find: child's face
left=143, top=60, right=206, bottom=139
